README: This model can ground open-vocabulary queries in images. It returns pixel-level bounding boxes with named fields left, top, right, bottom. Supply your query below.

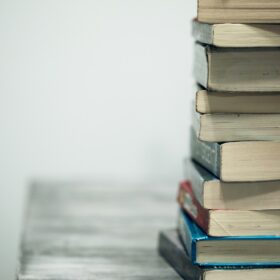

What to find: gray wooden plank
left=17, top=181, right=181, bottom=279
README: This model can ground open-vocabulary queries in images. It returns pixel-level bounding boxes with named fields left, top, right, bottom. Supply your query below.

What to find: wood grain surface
left=17, top=181, right=181, bottom=279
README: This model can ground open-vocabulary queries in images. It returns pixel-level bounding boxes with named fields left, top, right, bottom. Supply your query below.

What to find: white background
left=0, top=1, right=195, bottom=278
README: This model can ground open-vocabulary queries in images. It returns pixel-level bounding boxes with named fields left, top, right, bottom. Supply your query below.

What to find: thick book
left=158, top=229, right=280, bottom=280
left=178, top=180, right=280, bottom=236
left=178, top=210, right=280, bottom=266
left=190, top=128, right=280, bottom=182
left=196, top=88, right=280, bottom=114
left=193, top=20, right=280, bottom=47
left=194, top=43, right=280, bottom=92
left=197, top=0, right=280, bottom=24
left=193, top=110, right=280, bottom=142
left=183, top=158, right=280, bottom=210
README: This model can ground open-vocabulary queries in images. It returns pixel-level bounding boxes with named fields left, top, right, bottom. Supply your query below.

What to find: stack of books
left=158, top=1, right=280, bottom=279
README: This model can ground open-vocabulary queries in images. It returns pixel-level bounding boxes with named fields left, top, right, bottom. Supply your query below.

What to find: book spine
left=192, top=20, right=213, bottom=46
left=190, top=128, right=221, bottom=177
left=178, top=210, right=196, bottom=263
left=158, top=231, right=203, bottom=280
left=194, top=43, right=209, bottom=88
left=192, top=107, right=201, bottom=139
left=184, top=159, right=206, bottom=206
left=178, top=181, right=210, bottom=233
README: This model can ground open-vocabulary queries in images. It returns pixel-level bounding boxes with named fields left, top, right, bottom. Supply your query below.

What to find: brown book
left=196, top=88, right=280, bottom=114
left=197, top=0, right=280, bottom=23
left=193, top=20, right=280, bottom=47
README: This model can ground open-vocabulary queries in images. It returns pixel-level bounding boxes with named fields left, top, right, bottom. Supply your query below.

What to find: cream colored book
left=193, top=111, right=280, bottom=142
left=194, top=43, right=280, bottom=92
left=196, top=89, right=280, bottom=114
left=197, top=0, right=280, bottom=23
left=184, top=158, right=280, bottom=210
left=193, top=20, right=280, bottom=47
left=190, top=128, right=280, bottom=182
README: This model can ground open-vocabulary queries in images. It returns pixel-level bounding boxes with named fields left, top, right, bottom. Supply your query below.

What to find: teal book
left=178, top=210, right=280, bottom=267
left=158, top=229, right=280, bottom=280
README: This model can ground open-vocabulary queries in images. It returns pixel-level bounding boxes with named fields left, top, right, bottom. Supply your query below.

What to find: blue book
left=158, top=229, right=280, bottom=280
left=178, top=210, right=280, bottom=267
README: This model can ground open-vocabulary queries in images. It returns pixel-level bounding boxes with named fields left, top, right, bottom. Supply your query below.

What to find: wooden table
left=17, top=181, right=181, bottom=279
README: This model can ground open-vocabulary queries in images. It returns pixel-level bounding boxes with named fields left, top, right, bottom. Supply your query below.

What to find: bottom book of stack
left=158, top=228, right=280, bottom=280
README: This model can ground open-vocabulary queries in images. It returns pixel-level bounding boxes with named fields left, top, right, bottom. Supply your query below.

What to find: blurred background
left=0, top=0, right=195, bottom=278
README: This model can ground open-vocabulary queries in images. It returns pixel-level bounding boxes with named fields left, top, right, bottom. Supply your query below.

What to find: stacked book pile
left=158, top=1, right=280, bottom=279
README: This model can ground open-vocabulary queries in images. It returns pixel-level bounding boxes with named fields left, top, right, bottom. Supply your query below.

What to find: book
left=158, top=229, right=280, bottom=280
left=158, top=229, right=201, bottom=280
left=178, top=180, right=280, bottom=237
left=196, top=88, right=280, bottom=114
left=178, top=210, right=280, bottom=266
left=197, top=0, right=280, bottom=24
left=193, top=20, right=280, bottom=47
left=194, top=43, right=280, bottom=92
left=190, top=128, right=280, bottom=182
left=183, top=158, right=280, bottom=210
left=193, top=110, right=280, bottom=142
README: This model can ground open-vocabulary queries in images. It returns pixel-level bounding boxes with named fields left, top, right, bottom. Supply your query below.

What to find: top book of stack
left=198, top=0, right=280, bottom=23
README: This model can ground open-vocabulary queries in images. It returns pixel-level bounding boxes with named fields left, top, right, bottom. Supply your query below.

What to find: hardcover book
left=194, top=43, right=280, bottom=92
left=183, top=158, right=280, bottom=210
left=197, top=0, right=280, bottom=24
left=178, top=210, right=280, bottom=266
left=158, top=229, right=280, bottom=280
left=178, top=180, right=280, bottom=236
left=190, top=128, right=280, bottom=182
left=193, top=20, right=280, bottom=47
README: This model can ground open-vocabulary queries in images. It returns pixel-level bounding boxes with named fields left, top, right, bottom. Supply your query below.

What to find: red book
left=177, top=180, right=280, bottom=237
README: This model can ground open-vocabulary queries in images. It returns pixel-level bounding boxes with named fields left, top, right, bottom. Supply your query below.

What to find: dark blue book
left=190, top=127, right=280, bottom=182
left=178, top=210, right=280, bottom=267
left=182, top=158, right=280, bottom=211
